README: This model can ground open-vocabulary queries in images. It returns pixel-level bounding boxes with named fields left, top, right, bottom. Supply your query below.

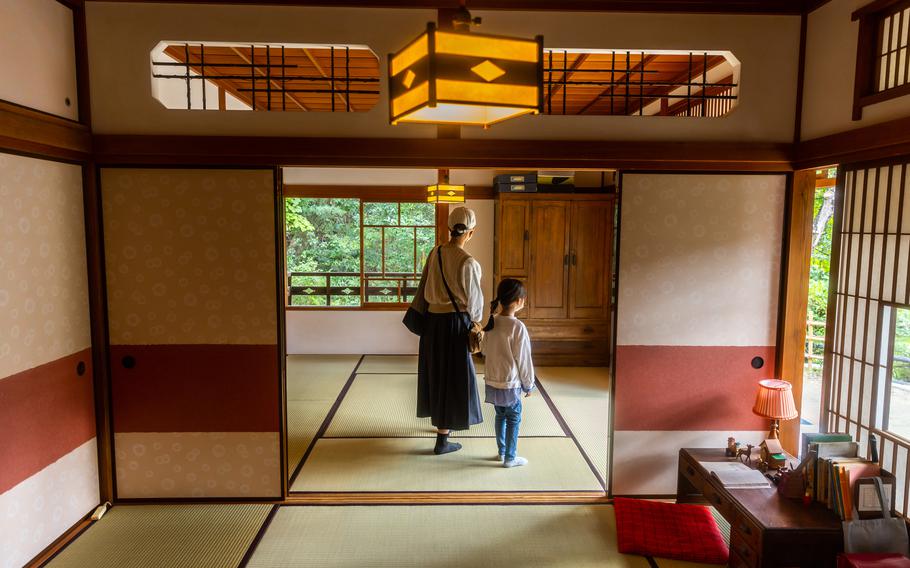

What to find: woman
left=413, top=206, right=484, bottom=455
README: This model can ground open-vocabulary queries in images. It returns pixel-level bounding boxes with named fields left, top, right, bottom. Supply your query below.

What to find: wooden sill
left=286, top=305, right=407, bottom=312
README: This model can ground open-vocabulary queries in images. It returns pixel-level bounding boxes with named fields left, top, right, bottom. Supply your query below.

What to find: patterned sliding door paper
left=0, top=153, right=99, bottom=568
left=823, top=161, right=910, bottom=517
left=102, top=169, right=280, bottom=498
left=613, top=174, right=785, bottom=495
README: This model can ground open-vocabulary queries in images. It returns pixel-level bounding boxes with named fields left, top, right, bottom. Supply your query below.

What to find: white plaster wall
left=286, top=310, right=418, bottom=354
left=611, top=430, right=764, bottom=495
left=0, top=0, right=79, bottom=120
left=85, top=3, right=799, bottom=142
left=0, top=440, right=99, bottom=568
left=801, top=0, right=910, bottom=140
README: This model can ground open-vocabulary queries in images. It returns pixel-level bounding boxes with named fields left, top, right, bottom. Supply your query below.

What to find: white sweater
left=423, top=244, right=484, bottom=323
left=481, top=315, right=535, bottom=392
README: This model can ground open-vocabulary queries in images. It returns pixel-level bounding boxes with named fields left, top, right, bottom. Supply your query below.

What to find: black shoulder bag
left=401, top=246, right=435, bottom=336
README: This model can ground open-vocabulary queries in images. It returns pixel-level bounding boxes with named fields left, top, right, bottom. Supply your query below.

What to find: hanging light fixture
left=388, top=8, right=543, bottom=128
left=427, top=169, right=465, bottom=204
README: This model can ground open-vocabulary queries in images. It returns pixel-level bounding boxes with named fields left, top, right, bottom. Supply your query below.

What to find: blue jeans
left=494, top=399, right=522, bottom=461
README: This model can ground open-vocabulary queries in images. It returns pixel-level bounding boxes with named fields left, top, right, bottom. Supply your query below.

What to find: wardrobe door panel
left=530, top=201, right=569, bottom=319
left=499, top=199, right=530, bottom=277
left=102, top=168, right=280, bottom=499
left=569, top=200, right=613, bottom=319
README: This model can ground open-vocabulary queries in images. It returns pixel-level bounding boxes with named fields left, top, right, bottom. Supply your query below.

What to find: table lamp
left=752, top=379, right=799, bottom=439
left=753, top=379, right=798, bottom=470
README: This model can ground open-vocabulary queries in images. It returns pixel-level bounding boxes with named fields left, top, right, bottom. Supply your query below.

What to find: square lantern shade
left=427, top=183, right=465, bottom=204
left=389, top=23, right=543, bottom=127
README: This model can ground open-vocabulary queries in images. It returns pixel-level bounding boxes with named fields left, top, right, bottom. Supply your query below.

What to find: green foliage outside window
left=285, top=197, right=435, bottom=307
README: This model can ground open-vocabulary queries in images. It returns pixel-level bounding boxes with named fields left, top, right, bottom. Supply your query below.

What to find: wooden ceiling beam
left=577, top=54, right=659, bottom=115
left=302, top=48, right=351, bottom=111
left=229, top=46, right=309, bottom=111
left=165, top=46, right=256, bottom=110
left=628, top=55, right=727, bottom=116
left=85, top=0, right=803, bottom=15
left=546, top=52, right=589, bottom=112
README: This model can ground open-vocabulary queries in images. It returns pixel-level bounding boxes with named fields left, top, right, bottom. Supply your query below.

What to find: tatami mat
left=291, top=437, right=602, bottom=492
left=287, top=354, right=360, bottom=401
left=247, top=504, right=650, bottom=568
left=358, top=354, right=485, bottom=374
left=537, top=367, right=611, bottom=480
left=286, top=355, right=360, bottom=474
left=45, top=504, right=271, bottom=568
left=324, top=373, right=563, bottom=438
left=287, top=400, right=332, bottom=475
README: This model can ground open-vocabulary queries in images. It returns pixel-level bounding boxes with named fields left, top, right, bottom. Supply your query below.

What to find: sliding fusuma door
left=613, top=173, right=785, bottom=495
left=101, top=168, right=281, bottom=498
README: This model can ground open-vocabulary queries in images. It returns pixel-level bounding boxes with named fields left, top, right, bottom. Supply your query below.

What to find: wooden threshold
left=24, top=512, right=94, bottom=568
left=284, top=491, right=610, bottom=505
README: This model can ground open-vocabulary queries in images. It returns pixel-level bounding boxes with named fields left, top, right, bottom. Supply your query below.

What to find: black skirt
left=417, top=311, right=483, bottom=431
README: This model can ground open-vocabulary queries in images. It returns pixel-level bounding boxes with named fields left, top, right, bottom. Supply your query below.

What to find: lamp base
left=767, top=418, right=780, bottom=440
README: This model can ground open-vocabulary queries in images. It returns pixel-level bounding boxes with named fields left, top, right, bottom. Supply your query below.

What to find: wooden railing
left=287, top=271, right=419, bottom=306
left=805, top=318, right=826, bottom=373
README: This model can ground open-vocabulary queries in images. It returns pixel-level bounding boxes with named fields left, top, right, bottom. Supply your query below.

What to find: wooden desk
left=677, top=448, right=843, bottom=568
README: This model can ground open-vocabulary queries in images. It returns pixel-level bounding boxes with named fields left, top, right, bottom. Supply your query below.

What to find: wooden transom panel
left=155, top=43, right=380, bottom=112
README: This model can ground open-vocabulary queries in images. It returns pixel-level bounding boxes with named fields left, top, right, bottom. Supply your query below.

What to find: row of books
left=800, top=433, right=886, bottom=521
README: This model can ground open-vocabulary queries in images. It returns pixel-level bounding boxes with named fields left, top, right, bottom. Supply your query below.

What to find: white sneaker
left=503, top=457, right=528, bottom=468
left=496, top=454, right=505, bottom=462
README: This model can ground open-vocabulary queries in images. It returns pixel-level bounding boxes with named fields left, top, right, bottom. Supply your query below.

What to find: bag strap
left=436, top=246, right=463, bottom=315
left=873, top=477, right=891, bottom=519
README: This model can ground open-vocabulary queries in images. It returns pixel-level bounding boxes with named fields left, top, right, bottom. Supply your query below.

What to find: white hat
left=448, top=206, right=477, bottom=230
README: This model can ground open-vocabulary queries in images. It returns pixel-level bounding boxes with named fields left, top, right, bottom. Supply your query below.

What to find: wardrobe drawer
left=524, top=320, right=609, bottom=339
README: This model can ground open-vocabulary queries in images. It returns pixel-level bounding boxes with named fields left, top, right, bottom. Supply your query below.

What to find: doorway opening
left=279, top=166, right=616, bottom=495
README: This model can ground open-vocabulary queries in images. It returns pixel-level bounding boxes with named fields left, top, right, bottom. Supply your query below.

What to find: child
left=482, top=278, right=535, bottom=468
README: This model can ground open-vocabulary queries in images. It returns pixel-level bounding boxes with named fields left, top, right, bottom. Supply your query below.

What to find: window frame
left=283, top=185, right=447, bottom=311
left=851, top=0, right=910, bottom=120
left=873, top=301, right=910, bottom=443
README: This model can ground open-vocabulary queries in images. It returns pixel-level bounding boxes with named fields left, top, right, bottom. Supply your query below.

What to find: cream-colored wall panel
left=617, top=174, right=785, bottom=347
left=85, top=3, right=798, bottom=142
left=0, top=0, right=79, bottom=120
left=802, top=0, right=910, bottom=140
left=0, top=440, right=99, bottom=568
left=114, top=432, right=280, bottom=498
left=0, top=154, right=90, bottom=379
left=101, top=169, right=277, bottom=345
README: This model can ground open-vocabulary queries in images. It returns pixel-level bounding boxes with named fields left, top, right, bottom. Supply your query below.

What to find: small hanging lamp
left=427, top=169, right=465, bottom=204
left=388, top=6, right=543, bottom=128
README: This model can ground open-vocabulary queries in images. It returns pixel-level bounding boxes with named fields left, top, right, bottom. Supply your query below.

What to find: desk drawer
left=730, top=530, right=760, bottom=568
left=731, top=513, right=761, bottom=555
left=703, top=481, right=735, bottom=520
left=680, top=458, right=703, bottom=492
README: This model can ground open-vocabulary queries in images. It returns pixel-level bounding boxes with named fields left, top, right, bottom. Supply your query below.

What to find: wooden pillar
left=435, top=168, right=450, bottom=244
left=778, top=169, right=817, bottom=455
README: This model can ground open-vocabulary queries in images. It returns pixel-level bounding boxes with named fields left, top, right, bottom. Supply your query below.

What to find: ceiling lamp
left=427, top=170, right=465, bottom=204
left=389, top=15, right=543, bottom=128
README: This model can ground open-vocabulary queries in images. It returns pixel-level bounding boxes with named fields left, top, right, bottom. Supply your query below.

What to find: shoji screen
left=102, top=168, right=281, bottom=499
left=0, top=153, right=99, bottom=566
left=823, top=160, right=910, bottom=516
left=614, top=174, right=785, bottom=495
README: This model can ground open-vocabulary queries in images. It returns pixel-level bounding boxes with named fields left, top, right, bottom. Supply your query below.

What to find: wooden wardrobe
left=494, top=193, right=615, bottom=366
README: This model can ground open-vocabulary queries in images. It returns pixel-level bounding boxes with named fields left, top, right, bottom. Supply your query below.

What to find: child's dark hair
left=484, top=278, right=527, bottom=331
left=450, top=223, right=468, bottom=238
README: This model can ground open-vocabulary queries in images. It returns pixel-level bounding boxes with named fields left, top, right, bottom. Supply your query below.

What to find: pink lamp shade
left=752, top=379, right=798, bottom=420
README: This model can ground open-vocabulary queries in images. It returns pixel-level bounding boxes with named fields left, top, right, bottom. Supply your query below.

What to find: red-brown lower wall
left=110, top=344, right=279, bottom=433
left=0, top=349, right=96, bottom=494
left=614, top=345, right=775, bottom=431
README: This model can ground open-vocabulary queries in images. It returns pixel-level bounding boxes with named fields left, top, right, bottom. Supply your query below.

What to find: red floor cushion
left=614, top=498, right=729, bottom=565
